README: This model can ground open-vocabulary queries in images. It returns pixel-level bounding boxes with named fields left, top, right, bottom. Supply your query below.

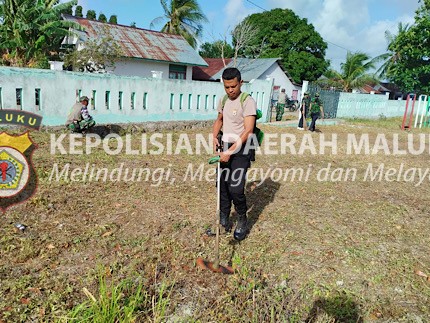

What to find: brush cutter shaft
left=196, top=153, right=234, bottom=275
left=217, top=157, right=221, bottom=215
left=214, top=159, right=221, bottom=269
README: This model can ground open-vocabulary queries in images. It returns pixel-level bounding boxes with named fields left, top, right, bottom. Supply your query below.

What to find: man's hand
left=212, top=112, right=223, bottom=152
left=213, top=136, right=220, bottom=152
left=219, top=151, right=231, bottom=163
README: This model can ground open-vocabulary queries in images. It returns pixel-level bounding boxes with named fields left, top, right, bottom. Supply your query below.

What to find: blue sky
left=75, top=0, right=420, bottom=71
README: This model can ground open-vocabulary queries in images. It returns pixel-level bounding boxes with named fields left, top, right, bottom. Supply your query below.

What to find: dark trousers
left=219, top=145, right=251, bottom=216
left=298, top=108, right=308, bottom=128
left=309, top=112, right=320, bottom=131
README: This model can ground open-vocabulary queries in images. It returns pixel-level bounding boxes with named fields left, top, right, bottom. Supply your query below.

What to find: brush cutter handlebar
left=208, top=156, right=221, bottom=164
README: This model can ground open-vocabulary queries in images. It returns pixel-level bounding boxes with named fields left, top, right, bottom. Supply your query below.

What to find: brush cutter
left=196, top=153, right=234, bottom=275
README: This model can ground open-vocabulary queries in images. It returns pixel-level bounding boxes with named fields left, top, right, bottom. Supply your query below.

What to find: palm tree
left=375, top=22, right=410, bottom=79
left=322, top=52, right=379, bottom=92
left=0, top=0, right=79, bottom=67
left=150, top=0, right=207, bottom=48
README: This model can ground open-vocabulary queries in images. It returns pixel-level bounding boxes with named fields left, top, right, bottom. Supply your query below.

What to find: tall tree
left=0, top=0, right=80, bottom=68
left=237, top=8, right=329, bottom=83
left=63, top=26, right=123, bottom=73
left=375, top=22, right=410, bottom=79
left=231, top=20, right=264, bottom=67
left=150, top=0, right=207, bottom=48
left=382, top=0, right=430, bottom=93
left=199, top=41, right=234, bottom=59
left=60, top=5, right=73, bottom=15
left=74, top=5, right=83, bottom=17
left=86, top=9, right=96, bottom=20
left=98, top=13, right=107, bottom=22
left=109, top=15, right=117, bottom=24
left=322, top=52, right=379, bottom=92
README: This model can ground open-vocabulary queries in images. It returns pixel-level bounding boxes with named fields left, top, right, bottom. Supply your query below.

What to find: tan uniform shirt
left=217, top=94, right=257, bottom=143
left=66, top=102, right=84, bottom=125
left=278, top=92, right=287, bottom=104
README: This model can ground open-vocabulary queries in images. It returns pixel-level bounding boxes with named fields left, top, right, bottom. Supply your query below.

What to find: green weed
left=62, top=274, right=147, bottom=322
left=61, top=268, right=174, bottom=323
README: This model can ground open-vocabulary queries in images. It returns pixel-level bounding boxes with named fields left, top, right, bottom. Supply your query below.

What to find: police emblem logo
left=0, top=132, right=37, bottom=212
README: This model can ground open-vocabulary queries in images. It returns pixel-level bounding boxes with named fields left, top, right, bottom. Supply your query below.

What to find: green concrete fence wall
left=1, top=67, right=415, bottom=126
left=0, top=67, right=274, bottom=126
left=336, top=92, right=406, bottom=118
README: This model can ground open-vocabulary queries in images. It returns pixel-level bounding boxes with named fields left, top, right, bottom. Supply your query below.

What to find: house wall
left=261, top=64, right=301, bottom=99
left=0, top=66, right=273, bottom=126
left=108, top=58, right=194, bottom=81
left=336, top=92, right=407, bottom=118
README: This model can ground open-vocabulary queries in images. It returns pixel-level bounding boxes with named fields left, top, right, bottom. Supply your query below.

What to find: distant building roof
left=358, top=84, right=382, bottom=94
left=380, top=82, right=401, bottom=92
left=216, top=58, right=281, bottom=81
left=62, top=14, right=207, bottom=67
left=192, top=58, right=232, bottom=81
left=373, top=83, right=391, bottom=92
left=193, top=57, right=299, bottom=85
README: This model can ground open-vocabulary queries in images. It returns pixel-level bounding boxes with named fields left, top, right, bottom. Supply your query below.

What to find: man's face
left=81, top=100, right=89, bottom=106
left=223, top=77, right=242, bottom=100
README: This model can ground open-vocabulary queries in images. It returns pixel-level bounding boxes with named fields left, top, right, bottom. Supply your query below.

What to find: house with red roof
left=61, top=14, right=208, bottom=80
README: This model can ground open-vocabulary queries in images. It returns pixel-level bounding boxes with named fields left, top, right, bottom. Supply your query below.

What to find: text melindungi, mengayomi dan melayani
left=46, top=133, right=430, bottom=186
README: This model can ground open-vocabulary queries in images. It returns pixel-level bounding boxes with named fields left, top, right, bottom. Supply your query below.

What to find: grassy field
left=1, top=117, right=430, bottom=322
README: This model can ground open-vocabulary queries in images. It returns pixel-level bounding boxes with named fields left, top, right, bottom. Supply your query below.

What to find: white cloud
left=267, top=0, right=321, bottom=21
left=359, top=21, right=395, bottom=56
left=262, top=0, right=419, bottom=71
left=316, top=0, right=368, bottom=33
left=223, top=0, right=258, bottom=31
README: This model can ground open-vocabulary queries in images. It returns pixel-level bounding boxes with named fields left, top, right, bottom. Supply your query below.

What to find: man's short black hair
left=222, top=67, right=242, bottom=82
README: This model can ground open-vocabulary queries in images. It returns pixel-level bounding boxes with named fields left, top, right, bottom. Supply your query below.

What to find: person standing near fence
left=276, top=88, right=287, bottom=121
left=308, top=93, right=324, bottom=132
left=298, top=92, right=311, bottom=130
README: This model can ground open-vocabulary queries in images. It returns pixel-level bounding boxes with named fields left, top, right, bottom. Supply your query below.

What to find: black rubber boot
left=220, top=212, right=231, bottom=232
left=234, top=214, right=248, bottom=241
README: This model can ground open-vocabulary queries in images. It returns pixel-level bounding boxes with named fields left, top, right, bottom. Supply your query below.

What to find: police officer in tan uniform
left=212, top=68, right=257, bottom=241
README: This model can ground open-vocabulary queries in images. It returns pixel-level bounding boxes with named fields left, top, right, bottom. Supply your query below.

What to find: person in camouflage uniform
left=65, top=96, right=96, bottom=133
left=298, top=92, right=311, bottom=130
left=276, top=88, right=287, bottom=121
left=308, top=93, right=324, bottom=132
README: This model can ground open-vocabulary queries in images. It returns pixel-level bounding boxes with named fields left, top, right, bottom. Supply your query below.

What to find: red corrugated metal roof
left=192, top=58, right=232, bottom=80
left=63, top=15, right=207, bottom=67
left=360, top=84, right=382, bottom=94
